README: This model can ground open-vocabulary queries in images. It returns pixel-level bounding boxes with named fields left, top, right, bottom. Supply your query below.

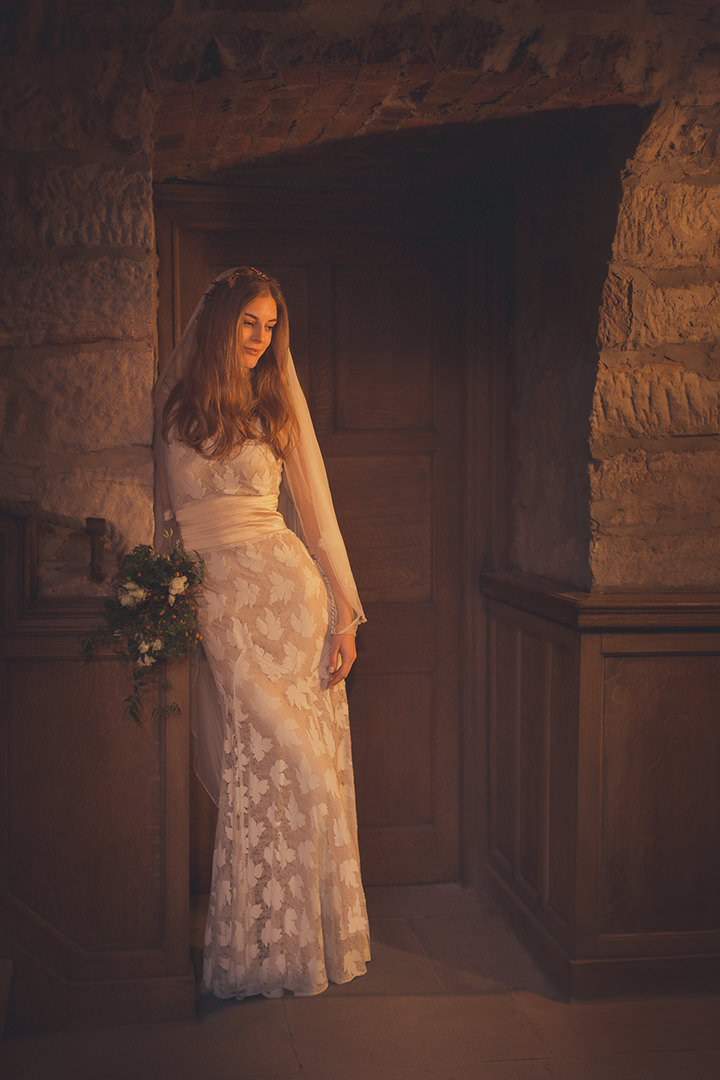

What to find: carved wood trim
left=480, top=571, right=720, bottom=630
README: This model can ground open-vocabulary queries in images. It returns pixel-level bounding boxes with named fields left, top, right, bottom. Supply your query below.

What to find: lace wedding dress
left=165, top=434, right=371, bottom=999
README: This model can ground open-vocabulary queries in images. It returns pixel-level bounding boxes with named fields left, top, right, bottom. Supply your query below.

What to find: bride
left=154, top=266, right=370, bottom=999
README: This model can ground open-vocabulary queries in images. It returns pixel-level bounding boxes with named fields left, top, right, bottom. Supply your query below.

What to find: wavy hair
left=162, top=267, right=295, bottom=459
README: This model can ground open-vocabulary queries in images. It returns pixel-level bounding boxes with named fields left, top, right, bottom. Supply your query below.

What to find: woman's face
left=238, top=293, right=278, bottom=368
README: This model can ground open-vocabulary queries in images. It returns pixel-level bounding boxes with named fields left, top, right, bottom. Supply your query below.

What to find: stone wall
left=0, top=50, right=156, bottom=592
left=0, top=0, right=718, bottom=593
left=591, top=95, right=720, bottom=588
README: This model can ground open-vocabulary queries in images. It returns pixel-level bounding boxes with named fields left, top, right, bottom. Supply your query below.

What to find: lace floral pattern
left=166, top=438, right=370, bottom=998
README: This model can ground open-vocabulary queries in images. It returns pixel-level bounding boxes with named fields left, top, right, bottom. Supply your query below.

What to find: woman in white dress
left=154, top=267, right=370, bottom=999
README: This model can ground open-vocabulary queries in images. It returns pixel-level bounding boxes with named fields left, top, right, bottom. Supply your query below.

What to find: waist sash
left=176, top=494, right=285, bottom=551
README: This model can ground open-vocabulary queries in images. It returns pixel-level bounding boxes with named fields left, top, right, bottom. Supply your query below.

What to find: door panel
left=157, top=195, right=464, bottom=883
left=328, top=454, right=432, bottom=603
left=334, top=263, right=435, bottom=430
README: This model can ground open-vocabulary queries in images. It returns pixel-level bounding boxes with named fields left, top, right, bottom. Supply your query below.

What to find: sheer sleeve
left=282, top=354, right=366, bottom=635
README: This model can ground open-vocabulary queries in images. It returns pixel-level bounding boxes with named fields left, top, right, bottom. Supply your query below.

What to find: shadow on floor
left=3, top=885, right=720, bottom=1080
left=192, top=880, right=562, bottom=1012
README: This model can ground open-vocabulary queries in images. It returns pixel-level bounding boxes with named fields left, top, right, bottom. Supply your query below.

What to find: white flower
left=137, top=641, right=160, bottom=665
left=151, top=637, right=163, bottom=652
left=119, top=580, right=147, bottom=607
left=167, top=575, right=187, bottom=606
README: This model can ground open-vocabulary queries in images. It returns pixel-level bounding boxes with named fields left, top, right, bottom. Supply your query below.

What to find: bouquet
left=83, top=541, right=205, bottom=722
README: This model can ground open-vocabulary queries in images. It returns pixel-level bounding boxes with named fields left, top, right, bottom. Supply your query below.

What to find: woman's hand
left=327, top=632, right=357, bottom=688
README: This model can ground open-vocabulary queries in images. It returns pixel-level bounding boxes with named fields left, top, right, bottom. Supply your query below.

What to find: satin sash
left=176, top=493, right=285, bottom=551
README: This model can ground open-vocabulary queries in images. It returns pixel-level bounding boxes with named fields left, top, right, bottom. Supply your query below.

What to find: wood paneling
left=517, top=631, right=547, bottom=899
left=488, top=614, right=518, bottom=869
left=546, top=636, right=578, bottom=926
left=351, top=672, right=433, bottom=828
left=7, top=657, right=165, bottom=953
left=483, top=572, right=720, bottom=996
left=601, top=651, right=720, bottom=936
left=0, top=513, right=195, bottom=1032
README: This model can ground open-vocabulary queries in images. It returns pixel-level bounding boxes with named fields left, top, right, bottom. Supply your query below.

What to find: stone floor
left=2, top=884, right=719, bottom=1080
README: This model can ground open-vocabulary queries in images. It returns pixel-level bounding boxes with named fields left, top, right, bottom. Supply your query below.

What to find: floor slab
left=325, top=917, right=445, bottom=996
left=283, top=993, right=548, bottom=1080
left=1, top=999, right=297, bottom=1080
left=3, top=886, right=720, bottom=1080
left=515, top=991, right=720, bottom=1057
left=549, top=1050, right=720, bottom=1080
left=409, top=913, right=559, bottom=997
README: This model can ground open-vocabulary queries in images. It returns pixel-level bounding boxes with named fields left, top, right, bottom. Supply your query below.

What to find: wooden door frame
left=154, top=180, right=498, bottom=886
left=461, top=196, right=512, bottom=889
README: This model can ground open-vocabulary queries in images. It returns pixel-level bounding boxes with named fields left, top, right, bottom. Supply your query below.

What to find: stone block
left=590, top=449, right=720, bottom=531
left=671, top=60, right=720, bottom=110
left=0, top=53, right=151, bottom=154
left=2, top=163, right=153, bottom=251
left=592, top=358, right=720, bottom=438
left=598, top=275, right=720, bottom=349
left=637, top=282, right=720, bottom=347
left=591, top=531, right=720, bottom=589
left=36, top=449, right=154, bottom=549
left=632, top=104, right=720, bottom=176
left=0, top=461, right=37, bottom=504
left=0, top=59, right=93, bottom=152
left=2, top=346, right=154, bottom=461
left=249, top=135, right=289, bottom=157
left=309, top=77, right=357, bottom=111
left=282, top=65, right=322, bottom=89
left=0, top=256, right=153, bottom=347
left=109, top=83, right=154, bottom=155
left=597, top=271, right=632, bottom=348
left=154, top=90, right=196, bottom=139
left=615, top=183, right=720, bottom=268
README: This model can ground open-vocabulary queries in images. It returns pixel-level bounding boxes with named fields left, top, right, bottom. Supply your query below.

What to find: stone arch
left=155, top=103, right=652, bottom=596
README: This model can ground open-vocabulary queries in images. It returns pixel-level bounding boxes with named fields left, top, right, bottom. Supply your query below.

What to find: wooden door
left=156, top=190, right=465, bottom=884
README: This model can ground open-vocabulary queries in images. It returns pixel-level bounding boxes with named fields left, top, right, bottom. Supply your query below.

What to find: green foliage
left=83, top=541, right=205, bottom=723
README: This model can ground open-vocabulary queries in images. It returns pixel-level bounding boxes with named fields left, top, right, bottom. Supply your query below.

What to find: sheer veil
left=153, top=267, right=366, bottom=804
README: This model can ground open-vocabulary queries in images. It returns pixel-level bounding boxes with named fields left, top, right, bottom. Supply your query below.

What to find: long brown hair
left=162, top=267, right=295, bottom=459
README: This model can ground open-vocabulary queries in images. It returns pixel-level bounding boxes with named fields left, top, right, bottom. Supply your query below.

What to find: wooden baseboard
left=488, top=863, right=720, bottom=999
left=6, top=967, right=197, bottom=1036
left=567, top=953, right=720, bottom=999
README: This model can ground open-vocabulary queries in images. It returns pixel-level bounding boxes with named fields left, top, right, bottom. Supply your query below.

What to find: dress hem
left=200, top=959, right=370, bottom=1002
